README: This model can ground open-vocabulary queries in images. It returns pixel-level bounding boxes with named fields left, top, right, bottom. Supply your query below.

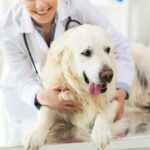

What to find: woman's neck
left=42, top=25, right=51, bottom=47
left=34, top=21, right=51, bottom=32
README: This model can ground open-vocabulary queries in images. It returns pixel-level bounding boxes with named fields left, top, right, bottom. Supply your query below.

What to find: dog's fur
left=123, top=43, right=150, bottom=136
left=23, top=25, right=150, bottom=150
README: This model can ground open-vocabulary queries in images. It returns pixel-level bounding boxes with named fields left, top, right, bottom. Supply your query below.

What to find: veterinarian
left=0, top=0, right=134, bottom=146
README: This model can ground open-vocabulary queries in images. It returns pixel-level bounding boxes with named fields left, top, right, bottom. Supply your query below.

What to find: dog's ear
left=49, top=44, right=66, bottom=63
left=42, top=29, right=75, bottom=88
left=42, top=39, right=74, bottom=89
left=49, top=29, right=74, bottom=63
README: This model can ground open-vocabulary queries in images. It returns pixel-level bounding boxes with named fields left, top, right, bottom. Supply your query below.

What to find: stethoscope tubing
left=65, top=16, right=82, bottom=31
left=23, top=33, right=39, bottom=75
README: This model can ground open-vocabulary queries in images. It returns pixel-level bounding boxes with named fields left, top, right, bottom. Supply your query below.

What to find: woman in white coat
left=0, top=0, right=134, bottom=146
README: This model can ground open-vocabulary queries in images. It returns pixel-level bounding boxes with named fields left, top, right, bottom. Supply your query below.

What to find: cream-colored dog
left=24, top=25, right=150, bottom=150
left=24, top=24, right=123, bottom=150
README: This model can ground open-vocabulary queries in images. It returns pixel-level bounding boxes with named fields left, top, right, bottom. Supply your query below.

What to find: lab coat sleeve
left=0, top=35, right=44, bottom=107
left=73, top=0, right=134, bottom=94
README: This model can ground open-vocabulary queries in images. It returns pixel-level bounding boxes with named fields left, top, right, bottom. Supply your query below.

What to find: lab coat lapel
left=54, top=22, right=65, bottom=39
left=18, top=4, right=34, bottom=33
left=54, top=0, right=71, bottom=39
left=27, top=29, right=48, bottom=74
left=34, top=29, right=49, bottom=53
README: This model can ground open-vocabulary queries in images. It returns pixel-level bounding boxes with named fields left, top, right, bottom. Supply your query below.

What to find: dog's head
left=49, top=24, right=116, bottom=96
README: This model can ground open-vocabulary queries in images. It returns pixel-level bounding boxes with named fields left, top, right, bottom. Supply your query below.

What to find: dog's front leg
left=91, top=101, right=118, bottom=150
left=23, top=90, right=77, bottom=150
left=23, top=106, right=55, bottom=150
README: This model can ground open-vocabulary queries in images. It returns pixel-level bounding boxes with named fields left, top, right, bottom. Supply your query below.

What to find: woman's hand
left=36, top=88, right=81, bottom=112
left=113, top=88, right=126, bottom=122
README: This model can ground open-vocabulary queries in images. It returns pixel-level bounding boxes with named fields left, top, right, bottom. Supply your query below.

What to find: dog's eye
left=104, top=47, right=111, bottom=54
left=81, top=49, right=92, bottom=57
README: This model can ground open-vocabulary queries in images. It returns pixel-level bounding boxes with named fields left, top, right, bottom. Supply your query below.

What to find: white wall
left=0, top=54, right=3, bottom=76
left=128, top=0, right=150, bottom=45
left=90, top=0, right=129, bottom=38
left=0, top=0, right=17, bottom=21
left=91, top=0, right=150, bottom=45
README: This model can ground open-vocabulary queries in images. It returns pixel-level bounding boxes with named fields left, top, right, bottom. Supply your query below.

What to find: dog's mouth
left=88, top=83, right=107, bottom=96
left=83, top=72, right=107, bottom=96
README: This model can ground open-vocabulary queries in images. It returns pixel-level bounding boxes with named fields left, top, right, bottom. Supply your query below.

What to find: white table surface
left=0, top=135, right=150, bottom=150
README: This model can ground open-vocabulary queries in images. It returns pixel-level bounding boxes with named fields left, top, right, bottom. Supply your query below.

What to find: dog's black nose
left=99, top=68, right=113, bottom=83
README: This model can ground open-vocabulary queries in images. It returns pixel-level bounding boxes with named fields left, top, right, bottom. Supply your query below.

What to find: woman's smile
left=21, top=0, right=57, bottom=26
left=35, top=8, right=51, bottom=16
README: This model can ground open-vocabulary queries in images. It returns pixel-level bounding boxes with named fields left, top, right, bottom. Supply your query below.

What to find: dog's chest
left=71, top=99, right=103, bottom=128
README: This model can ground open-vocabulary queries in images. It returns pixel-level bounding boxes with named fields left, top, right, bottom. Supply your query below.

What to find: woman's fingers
left=66, top=101, right=80, bottom=108
left=60, top=100, right=81, bottom=112
left=60, top=99, right=80, bottom=106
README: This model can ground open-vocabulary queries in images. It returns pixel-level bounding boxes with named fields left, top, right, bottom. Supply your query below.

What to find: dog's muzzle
left=83, top=68, right=113, bottom=96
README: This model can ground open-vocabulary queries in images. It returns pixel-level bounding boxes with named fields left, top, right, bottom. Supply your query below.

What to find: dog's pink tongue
left=88, top=83, right=101, bottom=96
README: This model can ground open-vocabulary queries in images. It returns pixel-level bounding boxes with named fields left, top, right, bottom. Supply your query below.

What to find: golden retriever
left=23, top=25, right=150, bottom=150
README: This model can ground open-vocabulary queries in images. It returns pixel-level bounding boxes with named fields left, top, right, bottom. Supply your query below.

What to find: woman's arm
left=0, top=34, right=43, bottom=107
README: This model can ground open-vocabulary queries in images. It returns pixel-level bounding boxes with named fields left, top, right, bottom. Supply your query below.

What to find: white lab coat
left=0, top=0, right=134, bottom=146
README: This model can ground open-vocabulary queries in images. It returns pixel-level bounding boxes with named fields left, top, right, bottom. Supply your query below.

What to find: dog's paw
left=59, top=90, right=76, bottom=101
left=23, top=129, right=48, bottom=150
left=91, top=123, right=112, bottom=150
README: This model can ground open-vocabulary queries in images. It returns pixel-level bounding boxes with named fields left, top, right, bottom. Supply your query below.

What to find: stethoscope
left=23, top=16, right=81, bottom=77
